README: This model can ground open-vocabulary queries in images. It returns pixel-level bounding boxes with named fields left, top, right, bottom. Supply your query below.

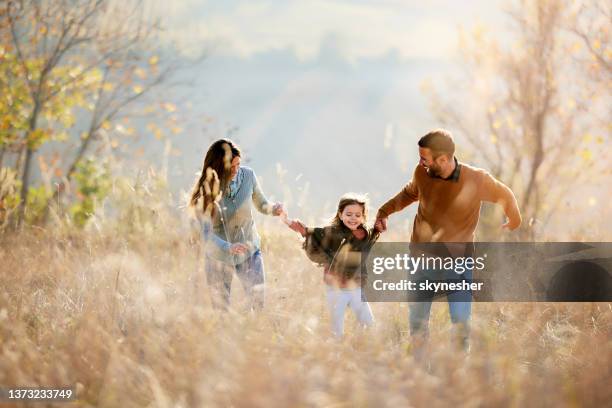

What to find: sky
left=140, top=1, right=510, bottom=226
left=150, top=0, right=503, bottom=61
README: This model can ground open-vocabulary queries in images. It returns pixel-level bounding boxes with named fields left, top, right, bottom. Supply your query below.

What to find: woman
left=190, top=139, right=283, bottom=310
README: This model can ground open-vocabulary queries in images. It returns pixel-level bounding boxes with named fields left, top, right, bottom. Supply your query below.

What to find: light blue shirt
left=200, top=166, right=273, bottom=265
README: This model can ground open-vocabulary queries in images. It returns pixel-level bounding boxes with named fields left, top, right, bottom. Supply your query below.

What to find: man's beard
left=426, top=164, right=442, bottom=177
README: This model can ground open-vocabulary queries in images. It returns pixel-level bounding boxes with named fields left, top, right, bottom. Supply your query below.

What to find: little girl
left=286, top=193, right=380, bottom=338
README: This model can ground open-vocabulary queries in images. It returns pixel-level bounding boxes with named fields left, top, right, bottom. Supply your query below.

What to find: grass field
left=0, top=225, right=610, bottom=407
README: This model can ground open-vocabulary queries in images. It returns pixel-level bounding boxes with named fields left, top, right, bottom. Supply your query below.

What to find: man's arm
left=376, top=177, right=419, bottom=218
left=479, top=171, right=522, bottom=230
left=375, top=173, right=419, bottom=231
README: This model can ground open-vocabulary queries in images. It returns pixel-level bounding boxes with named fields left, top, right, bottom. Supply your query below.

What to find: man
left=374, top=129, right=521, bottom=354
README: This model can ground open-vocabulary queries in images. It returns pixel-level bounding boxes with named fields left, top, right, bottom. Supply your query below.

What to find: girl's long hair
left=330, top=193, right=369, bottom=228
left=328, top=193, right=370, bottom=283
left=190, top=139, right=241, bottom=216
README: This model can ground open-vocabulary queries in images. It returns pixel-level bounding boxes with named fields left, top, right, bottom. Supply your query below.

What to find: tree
left=564, top=1, right=611, bottom=129
left=424, top=0, right=610, bottom=240
left=0, top=0, right=180, bottom=227
left=568, top=1, right=611, bottom=79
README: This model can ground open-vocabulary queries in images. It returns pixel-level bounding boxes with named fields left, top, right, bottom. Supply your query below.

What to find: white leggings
left=326, top=286, right=374, bottom=337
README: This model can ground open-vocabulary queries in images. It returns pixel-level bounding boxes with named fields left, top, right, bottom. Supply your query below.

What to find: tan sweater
left=377, top=160, right=521, bottom=243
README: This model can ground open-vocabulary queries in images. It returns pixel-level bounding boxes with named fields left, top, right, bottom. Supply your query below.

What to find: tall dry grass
left=0, top=215, right=610, bottom=407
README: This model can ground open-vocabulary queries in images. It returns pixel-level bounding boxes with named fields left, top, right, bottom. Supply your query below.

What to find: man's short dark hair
left=418, top=129, right=455, bottom=158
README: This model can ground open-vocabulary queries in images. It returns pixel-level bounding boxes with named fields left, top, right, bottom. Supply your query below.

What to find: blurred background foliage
left=0, top=0, right=182, bottom=231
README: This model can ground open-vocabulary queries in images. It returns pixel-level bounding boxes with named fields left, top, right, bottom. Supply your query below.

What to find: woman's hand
left=289, top=219, right=307, bottom=236
left=229, top=243, right=249, bottom=255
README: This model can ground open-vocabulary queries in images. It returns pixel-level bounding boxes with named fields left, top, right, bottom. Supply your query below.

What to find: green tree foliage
left=24, top=184, right=52, bottom=225
left=69, top=158, right=111, bottom=227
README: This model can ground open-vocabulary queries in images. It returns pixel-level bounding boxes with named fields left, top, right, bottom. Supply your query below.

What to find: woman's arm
left=251, top=169, right=273, bottom=214
left=200, top=218, right=231, bottom=251
left=201, top=219, right=249, bottom=254
left=250, top=168, right=283, bottom=215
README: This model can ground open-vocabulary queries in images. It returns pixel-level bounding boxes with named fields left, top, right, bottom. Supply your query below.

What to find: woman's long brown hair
left=190, top=139, right=241, bottom=216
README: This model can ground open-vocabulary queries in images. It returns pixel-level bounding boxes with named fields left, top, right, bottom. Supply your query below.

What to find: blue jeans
left=409, top=267, right=472, bottom=350
left=205, top=250, right=265, bottom=310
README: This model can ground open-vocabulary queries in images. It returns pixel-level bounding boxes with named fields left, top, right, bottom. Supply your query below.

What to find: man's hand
left=374, top=217, right=388, bottom=232
left=271, top=202, right=284, bottom=216
left=502, top=218, right=521, bottom=231
left=289, top=219, right=307, bottom=236
left=229, top=243, right=249, bottom=255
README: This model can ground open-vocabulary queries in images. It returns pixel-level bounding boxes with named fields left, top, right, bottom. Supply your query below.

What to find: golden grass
left=0, top=225, right=610, bottom=407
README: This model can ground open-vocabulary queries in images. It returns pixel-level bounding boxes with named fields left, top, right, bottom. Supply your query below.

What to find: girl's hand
left=229, top=243, right=249, bottom=255
left=289, top=219, right=307, bottom=236
left=271, top=202, right=284, bottom=216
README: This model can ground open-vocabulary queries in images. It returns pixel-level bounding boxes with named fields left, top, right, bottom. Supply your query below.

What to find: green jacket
left=303, top=224, right=380, bottom=281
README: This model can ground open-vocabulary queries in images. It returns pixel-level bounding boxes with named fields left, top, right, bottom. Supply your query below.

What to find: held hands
left=278, top=209, right=306, bottom=236
left=374, top=217, right=388, bottom=233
